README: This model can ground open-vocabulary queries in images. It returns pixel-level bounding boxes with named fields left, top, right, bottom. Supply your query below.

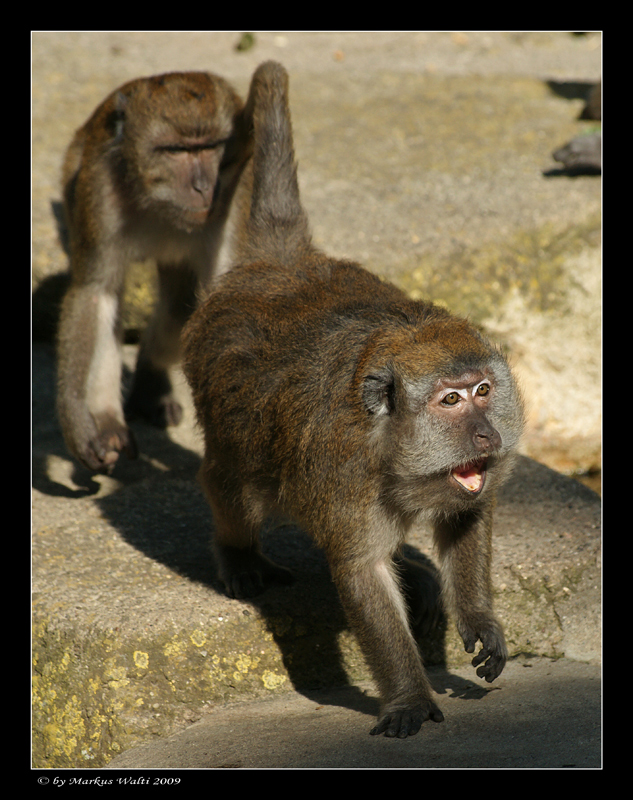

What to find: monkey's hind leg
left=214, top=541, right=295, bottom=599
left=395, top=555, right=444, bottom=641
left=202, top=472, right=294, bottom=599
left=125, top=265, right=198, bottom=428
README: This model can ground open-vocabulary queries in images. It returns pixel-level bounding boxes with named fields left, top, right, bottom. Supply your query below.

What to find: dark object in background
left=579, top=82, right=601, bottom=121
left=550, top=81, right=601, bottom=176
left=553, top=132, right=601, bottom=175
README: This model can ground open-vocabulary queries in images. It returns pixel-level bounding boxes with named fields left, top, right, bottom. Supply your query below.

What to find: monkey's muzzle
left=451, top=458, right=488, bottom=494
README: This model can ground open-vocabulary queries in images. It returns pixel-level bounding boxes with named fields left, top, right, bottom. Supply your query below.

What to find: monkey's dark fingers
left=224, top=572, right=266, bottom=599
left=461, top=632, right=478, bottom=654
left=370, top=701, right=444, bottom=738
left=472, top=647, right=506, bottom=683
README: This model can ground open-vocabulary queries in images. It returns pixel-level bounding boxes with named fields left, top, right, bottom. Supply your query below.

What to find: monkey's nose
left=192, top=176, right=213, bottom=205
left=473, top=426, right=502, bottom=453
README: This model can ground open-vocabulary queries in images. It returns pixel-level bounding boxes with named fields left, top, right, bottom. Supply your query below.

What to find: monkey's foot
left=125, top=393, right=183, bottom=428
left=217, top=547, right=295, bottom=599
left=125, top=363, right=183, bottom=428
left=370, top=700, right=444, bottom=738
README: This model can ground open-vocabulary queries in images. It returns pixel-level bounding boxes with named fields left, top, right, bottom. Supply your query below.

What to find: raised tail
left=238, top=61, right=312, bottom=265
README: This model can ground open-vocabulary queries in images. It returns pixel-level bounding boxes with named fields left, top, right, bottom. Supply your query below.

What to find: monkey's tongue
left=451, top=459, right=487, bottom=494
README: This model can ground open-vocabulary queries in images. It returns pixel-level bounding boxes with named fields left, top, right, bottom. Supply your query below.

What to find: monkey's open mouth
left=451, top=459, right=488, bottom=494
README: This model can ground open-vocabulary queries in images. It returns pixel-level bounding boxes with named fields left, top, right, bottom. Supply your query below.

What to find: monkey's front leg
left=57, top=283, right=137, bottom=472
left=434, top=505, right=508, bottom=683
left=331, top=557, right=444, bottom=738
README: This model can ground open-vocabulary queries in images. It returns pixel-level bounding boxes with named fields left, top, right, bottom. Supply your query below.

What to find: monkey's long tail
left=240, top=60, right=311, bottom=264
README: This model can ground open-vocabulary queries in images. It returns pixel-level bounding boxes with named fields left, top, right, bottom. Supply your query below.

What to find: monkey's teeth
left=451, top=460, right=487, bottom=494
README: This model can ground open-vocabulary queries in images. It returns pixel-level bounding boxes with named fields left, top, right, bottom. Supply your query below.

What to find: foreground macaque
left=57, top=70, right=252, bottom=471
left=183, top=62, right=525, bottom=738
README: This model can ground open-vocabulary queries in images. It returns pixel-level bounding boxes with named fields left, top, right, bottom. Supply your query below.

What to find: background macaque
left=183, top=62, right=525, bottom=738
left=57, top=71, right=252, bottom=472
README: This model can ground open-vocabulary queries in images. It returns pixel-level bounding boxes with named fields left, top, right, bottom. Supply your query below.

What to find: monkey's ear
left=106, top=92, right=128, bottom=142
left=362, top=367, right=396, bottom=416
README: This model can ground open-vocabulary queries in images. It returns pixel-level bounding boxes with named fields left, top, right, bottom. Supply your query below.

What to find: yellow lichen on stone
left=231, top=653, right=261, bottom=682
left=208, top=653, right=228, bottom=682
left=163, top=636, right=186, bottom=658
left=235, top=654, right=260, bottom=673
left=261, top=670, right=287, bottom=691
left=190, top=630, right=207, bottom=648
left=103, top=661, right=129, bottom=690
left=133, top=651, right=149, bottom=670
left=39, top=694, right=86, bottom=760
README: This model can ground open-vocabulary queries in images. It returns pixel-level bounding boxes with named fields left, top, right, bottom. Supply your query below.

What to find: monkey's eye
left=475, top=382, right=491, bottom=397
left=441, top=392, right=461, bottom=406
left=157, top=145, right=190, bottom=153
left=156, top=140, right=227, bottom=154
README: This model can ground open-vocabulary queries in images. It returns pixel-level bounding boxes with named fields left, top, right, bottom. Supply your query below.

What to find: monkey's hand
left=459, top=617, right=507, bottom=683
left=76, top=415, right=138, bottom=473
left=370, top=700, right=444, bottom=739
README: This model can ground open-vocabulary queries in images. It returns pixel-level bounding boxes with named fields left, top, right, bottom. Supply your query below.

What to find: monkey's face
left=136, top=135, right=228, bottom=230
left=116, top=73, right=245, bottom=232
left=421, top=372, right=502, bottom=496
left=362, top=344, right=524, bottom=514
